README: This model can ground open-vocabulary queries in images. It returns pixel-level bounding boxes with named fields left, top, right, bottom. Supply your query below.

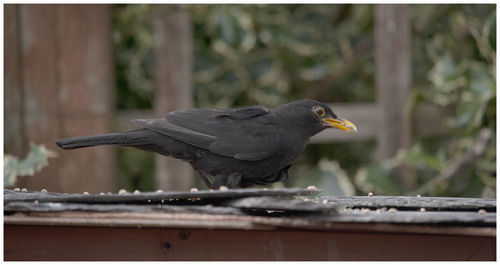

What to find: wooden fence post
left=374, top=4, right=412, bottom=159
left=5, top=5, right=26, bottom=161
left=5, top=4, right=115, bottom=193
left=153, top=5, right=194, bottom=191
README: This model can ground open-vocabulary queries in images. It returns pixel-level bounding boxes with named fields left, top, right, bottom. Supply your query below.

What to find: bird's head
left=275, top=99, right=358, bottom=135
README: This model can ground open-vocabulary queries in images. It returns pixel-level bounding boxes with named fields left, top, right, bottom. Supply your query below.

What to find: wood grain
left=153, top=5, right=194, bottom=190
left=4, top=225, right=495, bottom=261
left=6, top=4, right=115, bottom=193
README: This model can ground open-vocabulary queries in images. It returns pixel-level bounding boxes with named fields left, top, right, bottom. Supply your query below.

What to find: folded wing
left=132, top=106, right=279, bottom=161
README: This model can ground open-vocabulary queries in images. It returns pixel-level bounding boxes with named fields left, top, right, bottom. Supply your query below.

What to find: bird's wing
left=132, top=106, right=279, bottom=161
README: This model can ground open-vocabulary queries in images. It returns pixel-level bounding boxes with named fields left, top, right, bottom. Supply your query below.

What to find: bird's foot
left=196, top=170, right=217, bottom=189
left=213, top=173, right=242, bottom=189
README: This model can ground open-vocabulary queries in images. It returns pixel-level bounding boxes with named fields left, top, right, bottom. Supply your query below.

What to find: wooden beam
left=153, top=5, right=194, bottom=191
left=4, top=225, right=495, bottom=260
left=4, top=5, right=26, bottom=161
left=56, top=4, right=116, bottom=193
left=15, top=4, right=115, bottom=193
left=374, top=4, right=412, bottom=159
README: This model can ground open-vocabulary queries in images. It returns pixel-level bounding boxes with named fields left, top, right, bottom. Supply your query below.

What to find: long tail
left=55, top=129, right=151, bottom=150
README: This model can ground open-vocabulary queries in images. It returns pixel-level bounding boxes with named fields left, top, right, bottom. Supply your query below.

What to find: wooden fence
left=4, top=4, right=449, bottom=193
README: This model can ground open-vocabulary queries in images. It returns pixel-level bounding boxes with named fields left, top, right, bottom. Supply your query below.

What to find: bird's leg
left=195, top=170, right=215, bottom=189
left=214, top=173, right=242, bottom=189
left=277, top=165, right=292, bottom=181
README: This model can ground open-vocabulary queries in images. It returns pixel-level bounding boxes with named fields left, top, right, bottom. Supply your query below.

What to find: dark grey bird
left=55, top=99, right=357, bottom=189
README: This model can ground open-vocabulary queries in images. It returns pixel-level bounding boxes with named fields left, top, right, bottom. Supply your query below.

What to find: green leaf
left=316, top=159, right=355, bottom=196
left=17, top=144, right=57, bottom=176
left=4, top=155, right=19, bottom=187
left=4, top=143, right=57, bottom=187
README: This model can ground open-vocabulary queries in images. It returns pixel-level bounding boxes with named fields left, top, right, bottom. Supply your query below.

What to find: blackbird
left=56, top=99, right=357, bottom=188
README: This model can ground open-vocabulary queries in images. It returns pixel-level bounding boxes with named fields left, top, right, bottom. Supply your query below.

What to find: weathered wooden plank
left=4, top=188, right=495, bottom=227
left=320, top=196, right=496, bottom=211
left=375, top=4, right=412, bottom=158
left=14, top=5, right=115, bottom=193
left=19, top=4, right=62, bottom=191
left=319, top=211, right=495, bottom=225
left=4, top=211, right=496, bottom=236
left=4, top=201, right=494, bottom=227
left=4, top=225, right=495, bottom=260
left=56, top=4, right=115, bottom=193
left=153, top=5, right=194, bottom=191
left=223, top=196, right=339, bottom=213
left=5, top=202, right=245, bottom=216
left=4, top=5, right=26, bottom=162
left=4, top=188, right=320, bottom=204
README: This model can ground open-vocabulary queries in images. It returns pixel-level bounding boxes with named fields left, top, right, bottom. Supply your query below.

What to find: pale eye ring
left=314, top=106, right=325, bottom=117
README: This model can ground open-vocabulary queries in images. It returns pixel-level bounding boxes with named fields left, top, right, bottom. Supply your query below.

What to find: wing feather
left=131, top=119, right=216, bottom=149
left=132, top=106, right=278, bottom=161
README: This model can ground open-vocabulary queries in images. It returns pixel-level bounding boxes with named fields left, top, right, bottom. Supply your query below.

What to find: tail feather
left=55, top=129, right=150, bottom=150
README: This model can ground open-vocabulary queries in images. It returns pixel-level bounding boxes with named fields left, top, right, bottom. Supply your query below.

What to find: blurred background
left=4, top=4, right=496, bottom=197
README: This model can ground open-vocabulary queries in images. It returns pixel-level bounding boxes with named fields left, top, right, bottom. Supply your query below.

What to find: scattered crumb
left=190, top=188, right=199, bottom=192
left=134, top=190, right=141, bottom=194
left=321, top=199, right=328, bottom=204
left=100, top=192, right=105, bottom=195
left=416, top=194, right=421, bottom=197
left=388, top=208, right=397, bottom=213
left=156, top=190, right=164, bottom=193
left=83, top=191, right=89, bottom=195
left=263, top=188, right=268, bottom=190
left=118, top=189, right=127, bottom=194
left=14, top=188, right=20, bottom=191
left=41, top=189, right=47, bottom=193
left=306, top=185, right=318, bottom=190
left=147, top=199, right=151, bottom=203
left=219, top=186, right=228, bottom=191
left=21, top=188, right=27, bottom=192
left=420, top=208, right=426, bottom=212
left=478, top=209, right=487, bottom=214
left=362, top=208, right=371, bottom=214
left=368, top=192, right=374, bottom=196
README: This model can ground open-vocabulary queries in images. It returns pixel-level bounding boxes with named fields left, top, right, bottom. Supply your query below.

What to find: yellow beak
left=322, top=117, right=358, bottom=132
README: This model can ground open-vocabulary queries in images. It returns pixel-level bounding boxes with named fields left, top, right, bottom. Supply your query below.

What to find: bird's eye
left=313, top=106, right=325, bottom=117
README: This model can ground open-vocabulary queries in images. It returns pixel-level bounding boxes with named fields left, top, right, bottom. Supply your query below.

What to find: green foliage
left=356, top=5, right=496, bottom=197
left=113, top=4, right=154, bottom=109
left=4, top=144, right=57, bottom=187
left=189, top=5, right=374, bottom=108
